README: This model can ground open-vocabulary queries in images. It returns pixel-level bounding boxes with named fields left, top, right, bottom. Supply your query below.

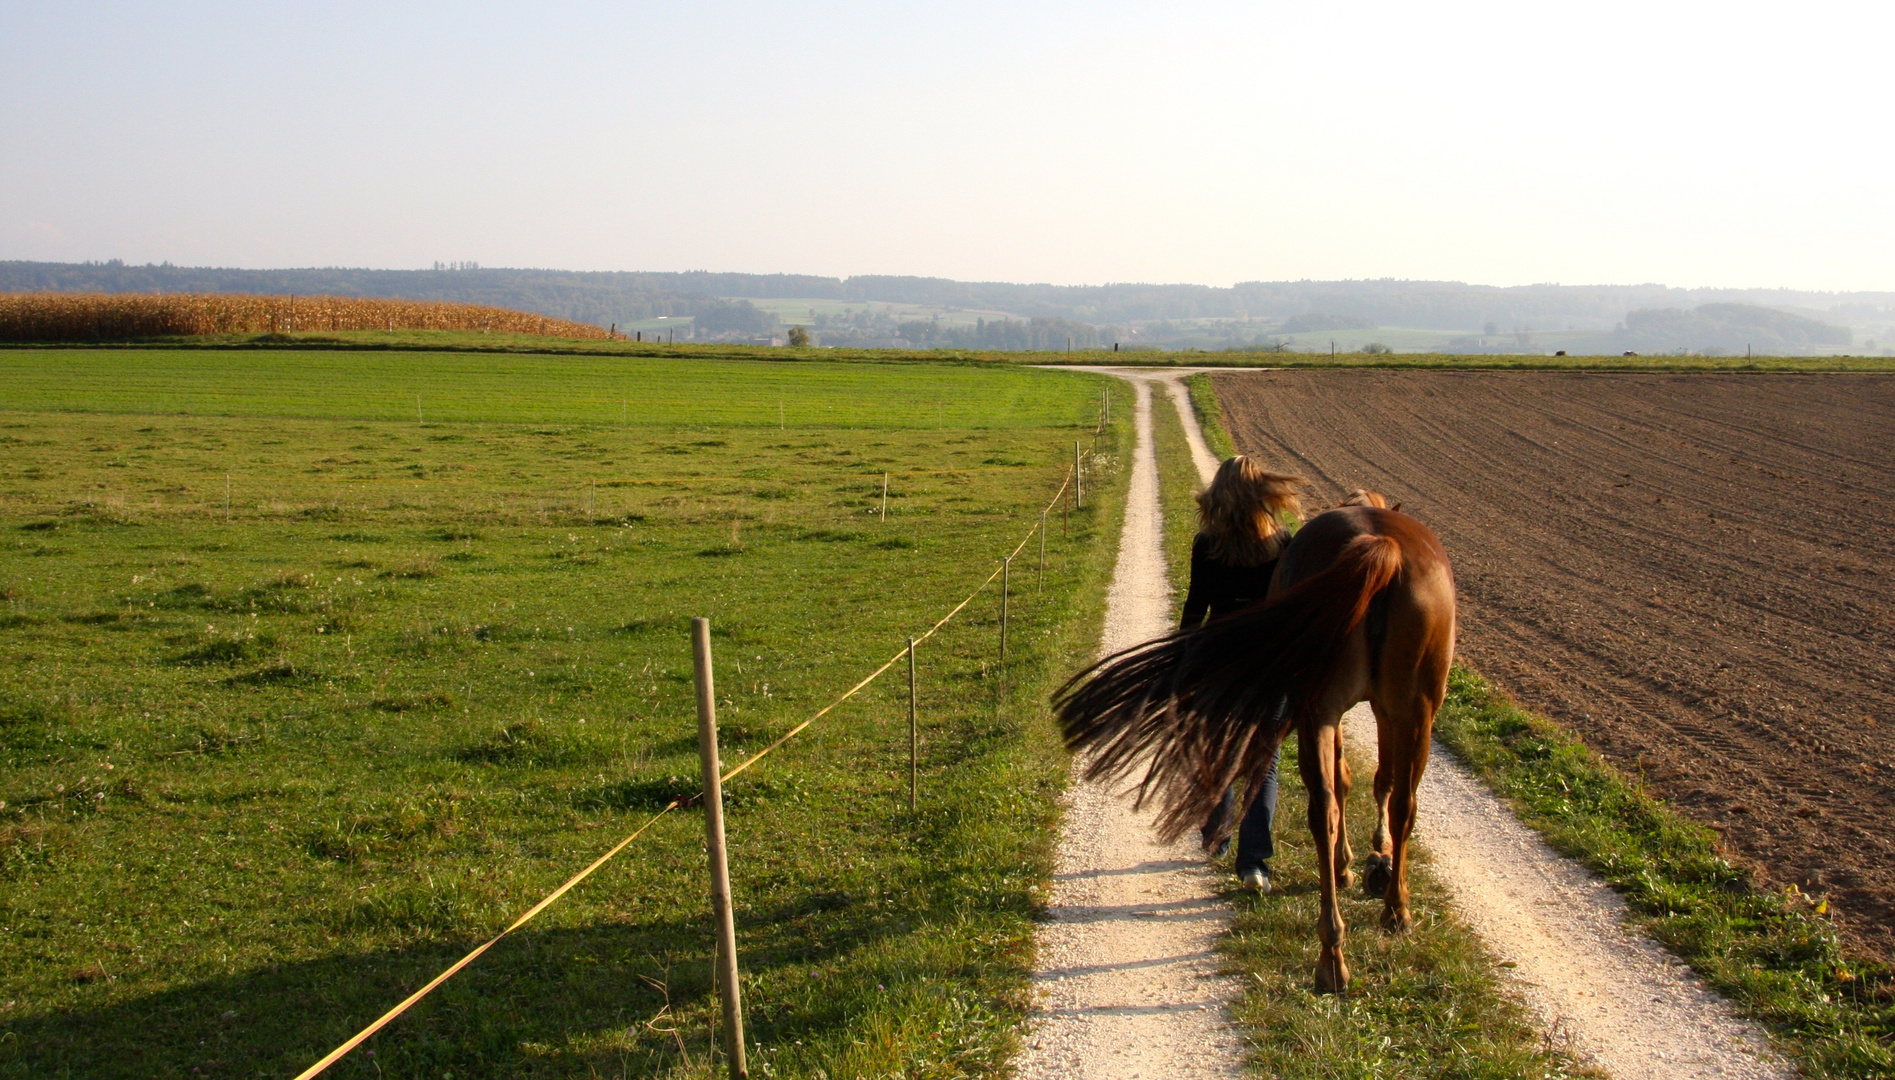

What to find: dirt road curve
left=1215, top=370, right=1895, bottom=954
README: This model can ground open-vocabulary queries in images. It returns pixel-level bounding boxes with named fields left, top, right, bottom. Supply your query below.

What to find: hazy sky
left=3, top=1, right=1890, bottom=290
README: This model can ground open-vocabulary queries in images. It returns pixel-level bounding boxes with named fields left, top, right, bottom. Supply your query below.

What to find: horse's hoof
left=1379, top=903, right=1412, bottom=934
left=1313, top=953, right=1351, bottom=995
left=1362, top=854, right=1392, bottom=899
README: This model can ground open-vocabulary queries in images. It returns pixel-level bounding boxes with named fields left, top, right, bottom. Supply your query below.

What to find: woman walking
left=1180, top=456, right=1305, bottom=892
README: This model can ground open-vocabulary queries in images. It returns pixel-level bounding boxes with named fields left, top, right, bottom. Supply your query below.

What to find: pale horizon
left=5, top=1, right=1892, bottom=294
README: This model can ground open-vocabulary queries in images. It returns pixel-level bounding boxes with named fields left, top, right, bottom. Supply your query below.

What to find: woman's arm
left=1180, top=536, right=1212, bottom=629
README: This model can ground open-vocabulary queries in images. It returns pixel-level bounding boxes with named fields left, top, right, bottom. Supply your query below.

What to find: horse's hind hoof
left=1380, top=904, right=1412, bottom=934
left=1313, top=952, right=1351, bottom=995
left=1362, top=854, right=1392, bottom=899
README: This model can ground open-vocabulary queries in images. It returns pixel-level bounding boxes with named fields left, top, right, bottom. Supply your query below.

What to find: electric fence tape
left=292, top=464, right=1077, bottom=1079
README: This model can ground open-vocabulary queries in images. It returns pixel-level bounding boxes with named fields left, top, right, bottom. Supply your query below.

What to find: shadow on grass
left=0, top=869, right=1004, bottom=1079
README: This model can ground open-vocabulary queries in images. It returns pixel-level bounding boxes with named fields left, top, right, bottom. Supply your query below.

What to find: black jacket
left=1180, top=531, right=1284, bottom=629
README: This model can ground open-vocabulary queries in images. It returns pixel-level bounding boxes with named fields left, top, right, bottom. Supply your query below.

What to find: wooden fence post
left=881, top=472, right=889, bottom=523
left=1000, top=556, right=1010, bottom=667
left=1074, top=442, right=1083, bottom=509
left=691, top=618, right=749, bottom=1080
left=1037, top=511, right=1046, bottom=593
left=908, top=637, right=918, bottom=813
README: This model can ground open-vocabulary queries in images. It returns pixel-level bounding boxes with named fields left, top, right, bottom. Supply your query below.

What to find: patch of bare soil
left=1215, top=370, right=1895, bottom=955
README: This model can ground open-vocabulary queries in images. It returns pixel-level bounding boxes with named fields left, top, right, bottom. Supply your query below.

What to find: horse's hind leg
left=1376, top=694, right=1434, bottom=933
left=1332, top=733, right=1355, bottom=889
left=1363, top=718, right=1395, bottom=900
left=1300, top=717, right=1350, bottom=993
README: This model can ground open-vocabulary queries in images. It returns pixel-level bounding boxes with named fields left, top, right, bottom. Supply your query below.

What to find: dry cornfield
left=0, top=291, right=612, bottom=341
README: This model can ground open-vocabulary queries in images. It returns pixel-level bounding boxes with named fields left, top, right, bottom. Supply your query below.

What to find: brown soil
left=1213, top=370, right=1895, bottom=956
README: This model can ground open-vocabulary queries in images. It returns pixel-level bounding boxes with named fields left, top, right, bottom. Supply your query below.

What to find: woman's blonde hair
left=1196, top=456, right=1305, bottom=566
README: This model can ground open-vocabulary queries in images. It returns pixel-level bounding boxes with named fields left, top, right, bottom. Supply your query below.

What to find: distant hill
left=4, top=260, right=1891, bottom=352
left=1278, top=312, right=1377, bottom=334
left=1619, top=303, right=1851, bottom=353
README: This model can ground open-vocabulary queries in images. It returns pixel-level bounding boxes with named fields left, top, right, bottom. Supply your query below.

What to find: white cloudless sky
left=2, top=1, right=1890, bottom=290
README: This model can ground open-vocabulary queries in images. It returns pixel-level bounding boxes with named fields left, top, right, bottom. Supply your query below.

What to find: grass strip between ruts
left=1148, top=385, right=1595, bottom=1079
left=1183, top=373, right=1237, bottom=460
left=1436, top=668, right=1895, bottom=1079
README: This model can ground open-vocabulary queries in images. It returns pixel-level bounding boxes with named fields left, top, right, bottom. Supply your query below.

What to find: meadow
left=0, top=349, right=1130, bottom=1078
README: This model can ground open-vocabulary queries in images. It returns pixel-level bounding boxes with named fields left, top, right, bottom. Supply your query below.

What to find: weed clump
left=224, top=662, right=315, bottom=687
left=173, top=632, right=278, bottom=666
left=369, top=692, right=452, bottom=713
left=454, top=719, right=594, bottom=766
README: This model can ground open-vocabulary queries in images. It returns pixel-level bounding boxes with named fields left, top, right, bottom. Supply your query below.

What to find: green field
left=0, top=348, right=1096, bottom=429
left=0, top=350, right=1129, bottom=1078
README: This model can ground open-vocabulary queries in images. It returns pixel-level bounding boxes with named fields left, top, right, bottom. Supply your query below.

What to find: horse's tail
left=1055, top=532, right=1404, bottom=842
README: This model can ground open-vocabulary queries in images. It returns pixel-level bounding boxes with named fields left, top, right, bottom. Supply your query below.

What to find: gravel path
left=1016, top=373, right=1245, bottom=1079
left=1025, top=366, right=1795, bottom=1080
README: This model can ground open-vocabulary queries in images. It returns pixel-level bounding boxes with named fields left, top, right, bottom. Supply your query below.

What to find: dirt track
left=1017, top=373, right=1242, bottom=1078
left=1214, top=370, right=1895, bottom=955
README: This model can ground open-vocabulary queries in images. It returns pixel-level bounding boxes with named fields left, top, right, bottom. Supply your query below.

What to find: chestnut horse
left=1055, top=494, right=1455, bottom=993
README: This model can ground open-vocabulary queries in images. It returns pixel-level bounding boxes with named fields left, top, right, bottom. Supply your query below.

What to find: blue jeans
left=1202, top=747, right=1280, bottom=873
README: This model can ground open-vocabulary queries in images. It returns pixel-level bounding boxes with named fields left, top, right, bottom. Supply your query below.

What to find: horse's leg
left=1362, top=701, right=1396, bottom=899
left=1374, top=571, right=1454, bottom=932
left=1376, top=693, right=1432, bottom=932
left=1333, top=733, right=1355, bottom=889
left=1300, top=717, right=1350, bottom=993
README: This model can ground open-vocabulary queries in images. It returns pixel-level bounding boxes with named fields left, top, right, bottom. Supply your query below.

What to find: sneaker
left=1240, top=867, right=1272, bottom=894
left=1205, top=837, right=1231, bottom=860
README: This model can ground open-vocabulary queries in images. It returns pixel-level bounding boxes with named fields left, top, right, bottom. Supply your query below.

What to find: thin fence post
left=1063, top=474, right=1070, bottom=538
left=691, top=618, right=749, bottom=1080
left=225, top=474, right=231, bottom=521
left=908, top=637, right=918, bottom=813
left=1038, top=511, right=1046, bottom=592
left=1000, top=556, right=1010, bottom=669
left=881, top=472, right=888, bottom=523
left=1074, top=442, right=1083, bottom=509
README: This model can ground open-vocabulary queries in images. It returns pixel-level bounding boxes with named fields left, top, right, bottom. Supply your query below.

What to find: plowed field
left=1213, top=370, right=1895, bottom=954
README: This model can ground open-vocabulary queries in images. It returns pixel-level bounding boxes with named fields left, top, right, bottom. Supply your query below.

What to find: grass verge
left=1184, top=373, right=1236, bottom=459
left=1154, top=376, right=1593, bottom=1077
left=1436, top=668, right=1895, bottom=1079
left=0, top=352, right=1127, bottom=1078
